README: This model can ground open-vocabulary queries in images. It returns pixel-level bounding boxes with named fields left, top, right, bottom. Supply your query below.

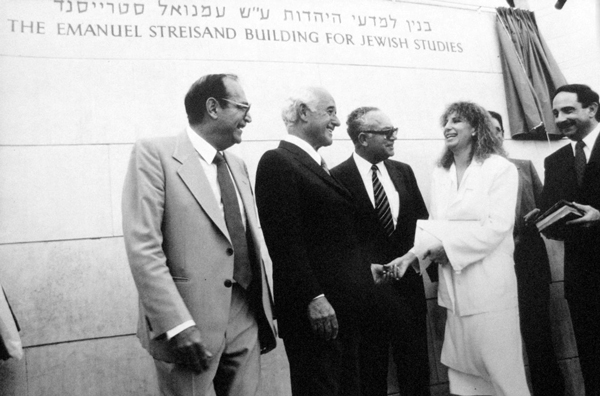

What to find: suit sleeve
left=529, top=161, right=544, bottom=207
left=122, top=141, right=192, bottom=337
left=255, top=151, right=323, bottom=310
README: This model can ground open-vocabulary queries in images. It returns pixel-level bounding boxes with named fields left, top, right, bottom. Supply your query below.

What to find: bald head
left=282, top=87, right=340, bottom=150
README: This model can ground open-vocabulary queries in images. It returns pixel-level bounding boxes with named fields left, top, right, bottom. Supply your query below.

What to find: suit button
left=226, top=248, right=234, bottom=256
left=224, top=279, right=233, bottom=288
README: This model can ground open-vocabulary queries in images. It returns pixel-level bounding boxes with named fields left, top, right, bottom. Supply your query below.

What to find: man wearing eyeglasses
left=122, top=74, right=276, bottom=396
left=331, top=107, right=431, bottom=396
left=256, top=88, right=375, bottom=396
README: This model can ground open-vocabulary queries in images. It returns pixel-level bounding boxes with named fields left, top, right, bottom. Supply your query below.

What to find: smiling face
left=216, top=77, right=252, bottom=148
left=553, top=91, right=597, bottom=141
left=304, top=89, right=341, bottom=150
left=359, top=110, right=396, bottom=163
left=443, top=112, right=475, bottom=154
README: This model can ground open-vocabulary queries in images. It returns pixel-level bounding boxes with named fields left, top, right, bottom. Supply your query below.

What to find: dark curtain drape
left=496, top=7, right=567, bottom=140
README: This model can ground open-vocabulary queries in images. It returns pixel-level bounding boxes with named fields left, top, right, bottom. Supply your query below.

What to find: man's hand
left=170, top=326, right=213, bottom=373
left=566, top=202, right=600, bottom=227
left=386, top=251, right=418, bottom=280
left=308, top=296, right=338, bottom=341
left=523, top=208, right=541, bottom=227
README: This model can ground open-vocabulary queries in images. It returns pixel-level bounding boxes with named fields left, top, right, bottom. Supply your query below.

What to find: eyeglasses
left=360, top=127, right=398, bottom=140
left=221, top=98, right=251, bottom=115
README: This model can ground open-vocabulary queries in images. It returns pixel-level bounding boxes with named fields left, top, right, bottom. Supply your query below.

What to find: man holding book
left=541, top=84, right=600, bottom=396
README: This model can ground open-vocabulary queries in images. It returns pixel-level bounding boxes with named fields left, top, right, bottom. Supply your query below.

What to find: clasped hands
left=371, top=243, right=448, bottom=284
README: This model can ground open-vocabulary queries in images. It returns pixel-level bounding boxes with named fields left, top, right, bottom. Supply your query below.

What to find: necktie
left=321, top=157, right=330, bottom=175
left=574, top=140, right=586, bottom=186
left=372, top=165, right=395, bottom=237
left=213, top=153, right=252, bottom=289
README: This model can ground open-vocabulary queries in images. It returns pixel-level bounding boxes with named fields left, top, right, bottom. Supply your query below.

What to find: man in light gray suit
left=122, top=74, right=276, bottom=396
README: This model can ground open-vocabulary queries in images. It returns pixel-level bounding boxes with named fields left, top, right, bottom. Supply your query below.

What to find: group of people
left=121, top=74, right=600, bottom=396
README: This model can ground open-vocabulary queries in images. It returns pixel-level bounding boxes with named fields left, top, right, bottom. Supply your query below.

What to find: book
left=535, top=200, right=584, bottom=235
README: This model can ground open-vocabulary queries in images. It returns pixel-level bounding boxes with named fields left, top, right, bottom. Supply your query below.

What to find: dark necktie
left=213, top=153, right=252, bottom=289
left=574, top=140, right=586, bottom=186
left=321, top=157, right=330, bottom=175
left=372, top=165, right=395, bottom=237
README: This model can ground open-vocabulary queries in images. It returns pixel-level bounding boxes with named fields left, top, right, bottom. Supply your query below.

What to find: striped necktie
left=371, top=164, right=395, bottom=236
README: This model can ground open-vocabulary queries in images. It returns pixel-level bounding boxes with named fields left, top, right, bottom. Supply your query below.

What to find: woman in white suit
left=385, top=102, right=529, bottom=396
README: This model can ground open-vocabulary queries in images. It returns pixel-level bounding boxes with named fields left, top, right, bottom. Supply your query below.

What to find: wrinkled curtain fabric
left=496, top=7, right=567, bottom=140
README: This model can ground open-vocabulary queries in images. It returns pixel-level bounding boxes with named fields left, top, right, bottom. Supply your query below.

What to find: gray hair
left=281, top=87, right=322, bottom=126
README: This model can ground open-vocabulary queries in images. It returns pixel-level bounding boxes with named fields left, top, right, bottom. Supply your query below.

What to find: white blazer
left=429, top=154, right=519, bottom=316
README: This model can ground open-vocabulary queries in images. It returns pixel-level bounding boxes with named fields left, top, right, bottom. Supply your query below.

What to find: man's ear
left=588, top=102, right=599, bottom=120
left=298, top=103, right=310, bottom=122
left=358, top=133, right=369, bottom=147
left=206, top=97, right=220, bottom=120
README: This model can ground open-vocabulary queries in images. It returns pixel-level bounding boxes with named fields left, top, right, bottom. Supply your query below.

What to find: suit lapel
left=340, top=157, right=375, bottom=213
left=584, top=132, right=600, bottom=184
left=173, top=131, right=230, bottom=242
left=280, top=141, right=352, bottom=199
left=385, top=160, right=405, bottom=216
left=224, top=152, right=258, bottom=232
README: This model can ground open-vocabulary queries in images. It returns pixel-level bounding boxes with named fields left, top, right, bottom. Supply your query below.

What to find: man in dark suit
left=330, top=107, right=431, bottom=396
left=489, top=111, right=565, bottom=396
left=255, top=87, right=374, bottom=396
left=540, top=84, right=600, bottom=396
left=122, top=74, right=276, bottom=396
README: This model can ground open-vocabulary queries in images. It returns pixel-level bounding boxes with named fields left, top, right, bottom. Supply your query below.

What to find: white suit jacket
left=428, top=154, right=519, bottom=316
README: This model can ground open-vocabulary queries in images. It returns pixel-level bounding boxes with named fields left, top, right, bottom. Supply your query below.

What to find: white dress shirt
left=352, top=152, right=400, bottom=227
left=284, top=134, right=324, bottom=165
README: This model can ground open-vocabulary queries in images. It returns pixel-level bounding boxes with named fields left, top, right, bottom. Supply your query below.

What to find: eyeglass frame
left=359, top=127, right=398, bottom=140
left=220, top=98, right=251, bottom=115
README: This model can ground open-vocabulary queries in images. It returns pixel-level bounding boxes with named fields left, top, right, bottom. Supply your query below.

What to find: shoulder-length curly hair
left=437, top=101, right=507, bottom=169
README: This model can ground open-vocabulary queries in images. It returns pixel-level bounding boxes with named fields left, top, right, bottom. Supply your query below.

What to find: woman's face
left=443, top=112, right=475, bottom=154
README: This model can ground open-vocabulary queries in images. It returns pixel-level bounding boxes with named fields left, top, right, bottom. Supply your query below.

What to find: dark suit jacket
left=540, top=136, right=600, bottom=305
left=509, top=158, right=551, bottom=286
left=122, top=131, right=276, bottom=363
left=331, top=156, right=429, bottom=315
left=255, top=141, right=374, bottom=338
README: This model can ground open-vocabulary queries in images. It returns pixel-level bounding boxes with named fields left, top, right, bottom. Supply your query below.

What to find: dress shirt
left=352, top=152, right=400, bottom=227
left=569, top=123, right=600, bottom=162
left=165, top=127, right=247, bottom=340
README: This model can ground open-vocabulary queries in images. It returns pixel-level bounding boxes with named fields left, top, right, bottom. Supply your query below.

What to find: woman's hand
left=385, top=251, right=418, bottom=280
left=424, top=243, right=449, bottom=266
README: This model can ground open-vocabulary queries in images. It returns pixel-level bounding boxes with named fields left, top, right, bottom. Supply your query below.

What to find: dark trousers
left=517, top=281, right=564, bottom=396
left=569, top=300, right=600, bottom=396
left=359, top=285, right=430, bottom=396
left=514, top=233, right=565, bottom=396
left=283, top=324, right=361, bottom=396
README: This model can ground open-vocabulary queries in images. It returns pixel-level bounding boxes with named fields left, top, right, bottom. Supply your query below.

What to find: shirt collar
left=570, top=122, right=600, bottom=152
left=284, top=134, right=322, bottom=164
left=352, top=152, right=383, bottom=176
left=187, top=125, right=218, bottom=164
